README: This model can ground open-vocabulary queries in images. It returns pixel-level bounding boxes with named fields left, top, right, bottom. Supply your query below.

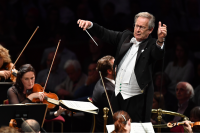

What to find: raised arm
left=77, top=19, right=122, bottom=46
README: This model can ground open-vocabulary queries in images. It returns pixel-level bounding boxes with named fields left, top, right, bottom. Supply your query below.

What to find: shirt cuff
left=156, top=42, right=164, bottom=49
left=87, top=22, right=93, bottom=29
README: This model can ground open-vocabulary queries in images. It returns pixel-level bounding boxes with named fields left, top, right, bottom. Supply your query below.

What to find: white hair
left=134, top=12, right=155, bottom=29
left=64, top=60, right=81, bottom=71
left=176, top=82, right=194, bottom=98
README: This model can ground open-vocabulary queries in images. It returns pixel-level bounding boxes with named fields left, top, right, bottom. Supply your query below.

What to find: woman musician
left=0, top=45, right=12, bottom=81
left=7, top=64, right=66, bottom=119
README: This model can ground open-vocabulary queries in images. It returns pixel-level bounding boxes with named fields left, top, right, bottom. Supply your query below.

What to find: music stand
left=0, top=103, right=48, bottom=128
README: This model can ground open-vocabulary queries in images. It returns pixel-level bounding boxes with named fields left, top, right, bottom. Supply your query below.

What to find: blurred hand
left=77, top=19, right=92, bottom=31
left=54, top=106, right=66, bottom=117
left=28, top=92, right=45, bottom=101
left=183, top=121, right=193, bottom=133
left=0, top=70, right=11, bottom=79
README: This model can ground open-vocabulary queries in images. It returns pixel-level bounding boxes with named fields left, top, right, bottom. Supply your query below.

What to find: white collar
left=105, top=77, right=115, bottom=85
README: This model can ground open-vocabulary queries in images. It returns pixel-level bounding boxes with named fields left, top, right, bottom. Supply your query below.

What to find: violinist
left=7, top=64, right=66, bottom=119
left=0, top=45, right=12, bottom=81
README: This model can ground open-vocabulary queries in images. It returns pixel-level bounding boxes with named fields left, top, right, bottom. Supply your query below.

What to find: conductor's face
left=134, top=17, right=153, bottom=42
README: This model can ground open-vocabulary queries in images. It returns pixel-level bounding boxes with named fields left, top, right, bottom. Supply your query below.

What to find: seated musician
left=112, top=110, right=131, bottom=133
left=0, top=45, right=12, bottom=81
left=7, top=64, right=66, bottom=119
left=92, top=55, right=115, bottom=132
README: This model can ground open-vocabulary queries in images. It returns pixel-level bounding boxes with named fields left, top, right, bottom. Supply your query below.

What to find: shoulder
left=7, top=86, right=18, bottom=94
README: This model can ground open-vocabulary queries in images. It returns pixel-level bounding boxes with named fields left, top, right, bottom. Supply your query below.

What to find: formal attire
left=92, top=78, right=115, bottom=132
left=89, top=23, right=164, bottom=122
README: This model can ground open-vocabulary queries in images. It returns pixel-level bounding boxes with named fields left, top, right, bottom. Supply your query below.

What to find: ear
left=149, top=28, right=154, bottom=34
left=107, top=69, right=112, bottom=75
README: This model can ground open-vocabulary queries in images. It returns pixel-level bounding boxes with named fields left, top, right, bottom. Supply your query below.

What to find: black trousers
left=109, top=92, right=146, bottom=123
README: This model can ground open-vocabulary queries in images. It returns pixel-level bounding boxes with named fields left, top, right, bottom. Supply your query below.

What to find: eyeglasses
left=134, top=24, right=147, bottom=30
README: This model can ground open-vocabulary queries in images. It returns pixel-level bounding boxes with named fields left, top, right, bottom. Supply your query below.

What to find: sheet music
left=61, top=100, right=98, bottom=110
left=106, top=122, right=155, bottom=133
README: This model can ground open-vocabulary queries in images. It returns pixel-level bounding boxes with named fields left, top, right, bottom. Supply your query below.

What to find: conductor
left=78, top=12, right=167, bottom=122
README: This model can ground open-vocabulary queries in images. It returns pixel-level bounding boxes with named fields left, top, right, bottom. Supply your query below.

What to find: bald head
left=21, top=119, right=40, bottom=133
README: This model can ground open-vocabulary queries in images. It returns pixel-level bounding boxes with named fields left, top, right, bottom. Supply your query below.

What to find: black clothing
left=89, top=23, right=164, bottom=122
left=7, top=86, right=56, bottom=119
left=92, top=78, right=115, bottom=132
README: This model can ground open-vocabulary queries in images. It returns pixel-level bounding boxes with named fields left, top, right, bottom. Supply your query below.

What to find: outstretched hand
left=77, top=19, right=92, bottom=31
left=157, top=21, right=167, bottom=41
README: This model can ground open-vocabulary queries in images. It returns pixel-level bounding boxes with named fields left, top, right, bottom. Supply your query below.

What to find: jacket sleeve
left=150, top=40, right=164, bottom=61
left=88, top=23, right=123, bottom=46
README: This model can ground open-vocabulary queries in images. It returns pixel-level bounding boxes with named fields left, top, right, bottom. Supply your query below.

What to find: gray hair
left=176, top=82, right=194, bottom=98
left=64, top=60, right=81, bottom=71
left=134, top=12, right=155, bottom=29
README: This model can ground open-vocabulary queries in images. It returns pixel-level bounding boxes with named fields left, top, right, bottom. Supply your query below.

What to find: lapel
left=136, top=36, right=151, bottom=62
left=117, top=35, right=133, bottom=64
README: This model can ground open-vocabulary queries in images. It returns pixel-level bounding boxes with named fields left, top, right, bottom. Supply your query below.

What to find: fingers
left=39, top=92, right=45, bottom=101
left=158, top=21, right=161, bottom=28
left=4, top=71, right=11, bottom=79
left=77, top=19, right=90, bottom=31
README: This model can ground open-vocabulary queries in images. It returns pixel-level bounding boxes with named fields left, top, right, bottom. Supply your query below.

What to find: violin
left=27, top=83, right=59, bottom=109
left=0, top=63, right=18, bottom=82
left=9, top=119, right=19, bottom=130
left=167, top=121, right=200, bottom=128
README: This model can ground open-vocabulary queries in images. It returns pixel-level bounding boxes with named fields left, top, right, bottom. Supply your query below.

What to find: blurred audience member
left=51, top=0, right=75, bottom=25
left=112, top=110, right=131, bottom=133
left=40, top=33, right=77, bottom=70
left=83, top=36, right=104, bottom=74
left=165, top=42, right=194, bottom=96
left=55, top=60, right=87, bottom=99
left=153, top=72, right=177, bottom=110
left=92, top=55, right=115, bottom=132
left=73, top=63, right=99, bottom=101
left=167, top=82, right=196, bottom=122
left=36, top=51, right=67, bottom=92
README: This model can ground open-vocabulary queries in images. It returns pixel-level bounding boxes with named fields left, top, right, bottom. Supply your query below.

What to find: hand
left=77, top=19, right=92, bottom=31
left=28, top=92, right=45, bottom=101
left=125, top=119, right=131, bottom=133
left=0, top=70, right=11, bottom=79
left=183, top=121, right=193, bottom=133
left=157, top=21, right=167, bottom=42
left=54, top=106, right=66, bottom=117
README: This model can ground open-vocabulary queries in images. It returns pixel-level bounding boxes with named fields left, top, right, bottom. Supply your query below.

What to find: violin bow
left=43, top=39, right=61, bottom=91
left=21, top=118, right=36, bottom=133
left=12, top=26, right=39, bottom=69
left=99, top=71, right=114, bottom=116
